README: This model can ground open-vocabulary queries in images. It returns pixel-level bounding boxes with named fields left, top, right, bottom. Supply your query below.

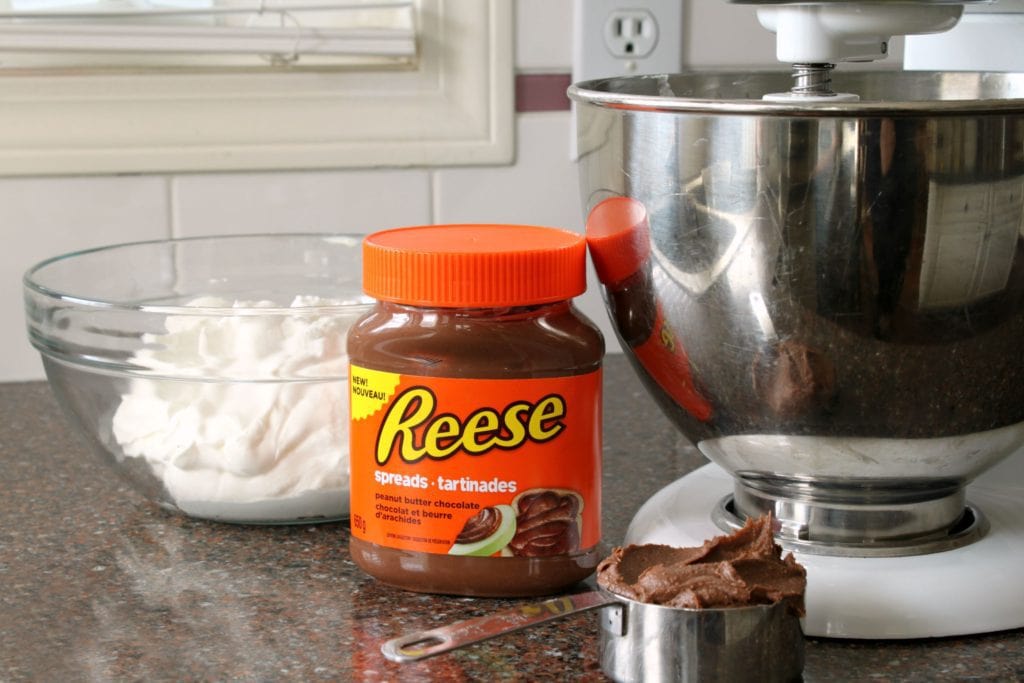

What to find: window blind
left=0, top=0, right=415, bottom=66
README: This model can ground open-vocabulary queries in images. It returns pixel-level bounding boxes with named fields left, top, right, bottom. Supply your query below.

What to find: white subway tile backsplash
left=515, top=0, right=573, bottom=71
left=5, top=175, right=170, bottom=382
left=171, top=170, right=432, bottom=238
left=434, top=112, right=621, bottom=353
left=434, top=112, right=581, bottom=229
left=685, top=3, right=777, bottom=68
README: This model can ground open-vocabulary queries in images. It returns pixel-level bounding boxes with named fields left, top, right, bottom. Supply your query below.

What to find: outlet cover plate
left=572, top=0, right=684, bottom=83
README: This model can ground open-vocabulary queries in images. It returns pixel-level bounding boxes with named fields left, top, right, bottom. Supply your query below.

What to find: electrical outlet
left=605, top=10, right=659, bottom=59
left=572, top=0, right=684, bottom=83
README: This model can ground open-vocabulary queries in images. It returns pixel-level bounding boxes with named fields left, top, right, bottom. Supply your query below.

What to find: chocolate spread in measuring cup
left=347, top=224, right=604, bottom=597
left=597, top=514, right=806, bottom=613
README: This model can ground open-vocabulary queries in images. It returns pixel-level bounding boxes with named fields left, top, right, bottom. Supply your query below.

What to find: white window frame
left=0, top=0, right=513, bottom=176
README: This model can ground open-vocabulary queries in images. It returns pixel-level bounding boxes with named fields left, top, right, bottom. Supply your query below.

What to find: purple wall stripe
left=515, top=73, right=573, bottom=112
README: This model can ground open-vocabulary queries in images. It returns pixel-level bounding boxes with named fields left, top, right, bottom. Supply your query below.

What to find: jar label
left=349, top=365, right=602, bottom=558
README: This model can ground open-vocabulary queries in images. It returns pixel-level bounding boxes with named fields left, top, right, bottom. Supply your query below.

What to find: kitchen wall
left=4, top=1, right=783, bottom=383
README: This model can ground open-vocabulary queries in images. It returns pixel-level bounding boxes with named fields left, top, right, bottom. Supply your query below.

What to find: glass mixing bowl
left=23, top=234, right=373, bottom=524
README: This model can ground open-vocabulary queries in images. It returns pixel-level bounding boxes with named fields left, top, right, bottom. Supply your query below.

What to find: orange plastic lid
left=585, top=196, right=651, bottom=287
left=362, top=224, right=587, bottom=307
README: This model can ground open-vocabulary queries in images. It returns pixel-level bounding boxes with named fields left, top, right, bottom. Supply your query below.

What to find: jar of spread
left=347, top=224, right=604, bottom=597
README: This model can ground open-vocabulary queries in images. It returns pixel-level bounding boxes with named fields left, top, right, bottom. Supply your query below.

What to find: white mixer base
left=625, top=461, right=1024, bottom=639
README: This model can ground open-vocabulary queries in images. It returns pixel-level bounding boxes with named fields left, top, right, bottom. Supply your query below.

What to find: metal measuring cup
left=381, top=588, right=804, bottom=682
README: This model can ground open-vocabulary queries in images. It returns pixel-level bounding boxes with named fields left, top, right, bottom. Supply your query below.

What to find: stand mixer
left=570, top=0, right=1024, bottom=638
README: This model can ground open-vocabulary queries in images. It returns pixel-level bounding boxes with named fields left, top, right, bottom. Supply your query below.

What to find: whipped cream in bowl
left=111, top=296, right=360, bottom=523
left=24, top=234, right=372, bottom=524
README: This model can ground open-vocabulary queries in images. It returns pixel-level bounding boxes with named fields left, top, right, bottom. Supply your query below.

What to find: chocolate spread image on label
left=596, top=514, right=806, bottom=614
left=509, top=489, right=582, bottom=557
left=448, top=504, right=517, bottom=557
left=447, top=490, right=583, bottom=558
left=456, top=507, right=503, bottom=544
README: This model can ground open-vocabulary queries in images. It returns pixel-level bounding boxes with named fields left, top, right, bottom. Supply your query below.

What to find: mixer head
left=730, top=0, right=984, bottom=98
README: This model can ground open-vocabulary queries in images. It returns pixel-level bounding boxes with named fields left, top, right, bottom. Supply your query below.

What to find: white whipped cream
left=111, top=296, right=357, bottom=523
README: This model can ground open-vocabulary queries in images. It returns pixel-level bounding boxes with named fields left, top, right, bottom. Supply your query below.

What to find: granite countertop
left=2, top=356, right=1023, bottom=681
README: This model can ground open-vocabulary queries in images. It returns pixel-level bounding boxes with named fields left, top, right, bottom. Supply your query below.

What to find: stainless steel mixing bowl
left=571, top=71, right=1024, bottom=554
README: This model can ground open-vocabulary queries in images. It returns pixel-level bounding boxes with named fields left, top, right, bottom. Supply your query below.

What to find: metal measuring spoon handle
left=381, top=590, right=618, bottom=663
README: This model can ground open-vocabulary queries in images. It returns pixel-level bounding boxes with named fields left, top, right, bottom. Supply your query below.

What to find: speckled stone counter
left=2, top=356, right=1023, bottom=681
